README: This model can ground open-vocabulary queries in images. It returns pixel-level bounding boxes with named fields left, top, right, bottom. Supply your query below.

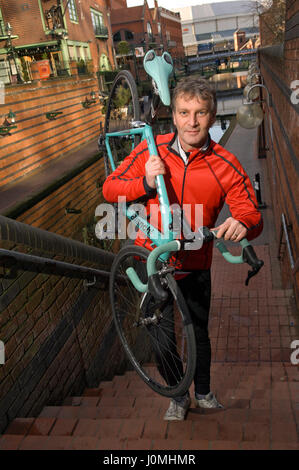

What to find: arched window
left=147, top=22, right=153, bottom=40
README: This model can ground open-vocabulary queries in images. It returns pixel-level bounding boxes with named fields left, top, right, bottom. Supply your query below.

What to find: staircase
left=1, top=246, right=298, bottom=450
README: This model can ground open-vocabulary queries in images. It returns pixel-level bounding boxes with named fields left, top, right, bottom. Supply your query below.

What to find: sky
left=127, top=0, right=247, bottom=9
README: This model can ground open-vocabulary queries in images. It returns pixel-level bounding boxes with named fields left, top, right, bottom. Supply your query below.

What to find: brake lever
left=200, top=227, right=264, bottom=286
left=242, top=245, right=264, bottom=285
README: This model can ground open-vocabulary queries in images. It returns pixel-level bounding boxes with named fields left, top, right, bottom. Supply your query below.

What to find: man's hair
left=172, top=76, right=217, bottom=114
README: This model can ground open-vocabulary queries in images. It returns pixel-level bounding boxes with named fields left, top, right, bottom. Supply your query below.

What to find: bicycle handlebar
left=181, top=226, right=264, bottom=286
left=126, top=228, right=264, bottom=298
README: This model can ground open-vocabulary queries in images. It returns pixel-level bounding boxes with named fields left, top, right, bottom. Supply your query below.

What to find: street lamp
left=236, top=83, right=272, bottom=130
left=5, top=22, right=23, bottom=83
left=236, top=101, right=264, bottom=129
left=0, top=109, right=17, bottom=137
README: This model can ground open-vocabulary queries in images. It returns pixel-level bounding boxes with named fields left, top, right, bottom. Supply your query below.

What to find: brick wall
left=0, top=0, right=45, bottom=47
left=258, top=0, right=299, bottom=304
left=159, top=11, right=184, bottom=60
left=0, top=2, right=128, bottom=433
left=0, top=158, right=127, bottom=433
left=0, top=74, right=104, bottom=190
left=0, top=238, right=126, bottom=433
left=0, top=0, right=115, bottom=80
left=16, top=156, right=105, bottom=239
left=63, top=0, right=115, bottom=68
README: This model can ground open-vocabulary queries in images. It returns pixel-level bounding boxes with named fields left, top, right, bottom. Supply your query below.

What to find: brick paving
left=0, top=126, right=298, bottom=450
left=0, top=244, right=298, bottom=450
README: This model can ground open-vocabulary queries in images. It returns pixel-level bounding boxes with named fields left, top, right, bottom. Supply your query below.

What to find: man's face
left=172, top=94, right=216, bottom=152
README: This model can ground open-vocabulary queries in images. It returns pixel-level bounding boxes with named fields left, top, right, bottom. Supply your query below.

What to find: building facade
left=0, top=0, right=115, bottom=84
left=150, top=3, right=184, bottom=60
left=110, top=0, right=184, bottom=80
left=175, top=0, right=259, bottom=56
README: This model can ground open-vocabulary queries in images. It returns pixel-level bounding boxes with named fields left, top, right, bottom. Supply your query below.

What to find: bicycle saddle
left=143, top=50, right=173, bottom=106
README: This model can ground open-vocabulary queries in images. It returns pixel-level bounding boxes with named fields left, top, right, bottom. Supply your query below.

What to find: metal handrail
left=280, top=213, right=295, bottom=270
left=0, top=215, right=115, bottom=280
left=0, top=248, right=111, bottom=282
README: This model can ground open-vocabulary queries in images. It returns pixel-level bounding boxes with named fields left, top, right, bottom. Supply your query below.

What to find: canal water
left=209, top=71, right=248, bottom=116
left=208, top=70, right=248, bottom=91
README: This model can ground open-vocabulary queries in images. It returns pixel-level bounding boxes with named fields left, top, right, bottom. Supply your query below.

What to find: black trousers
left=146, top=269, right=212, bottom=396
left=177, top=270, right=211, bottom=395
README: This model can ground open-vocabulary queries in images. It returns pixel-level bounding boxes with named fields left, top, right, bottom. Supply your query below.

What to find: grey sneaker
left=194, top=392, right=224, bottom=409
left=163, top=396, right=191, bottom=421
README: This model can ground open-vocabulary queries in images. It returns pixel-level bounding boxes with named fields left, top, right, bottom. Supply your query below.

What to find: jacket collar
left=167, top=131, right=212, bottom=162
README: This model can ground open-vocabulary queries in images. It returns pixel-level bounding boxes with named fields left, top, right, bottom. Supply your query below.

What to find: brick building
left=110, top=0, right=184, bottom=79
left=0, top=0, right=115, bottom=83
left=258, top=0, right=299, bottom=305
left=150, top=1, right=184, bottom=60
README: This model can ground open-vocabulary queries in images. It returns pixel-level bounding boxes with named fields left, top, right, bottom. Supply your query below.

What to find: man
left=103, top=76, right=263, bottom=420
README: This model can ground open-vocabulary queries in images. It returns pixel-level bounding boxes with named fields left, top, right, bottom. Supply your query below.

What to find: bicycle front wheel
left=110, top=245, right=196, bottom=397
left=104, top=70, right=141, bottom=177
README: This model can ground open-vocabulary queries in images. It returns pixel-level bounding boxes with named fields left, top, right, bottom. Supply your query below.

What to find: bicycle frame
left=105, top=123, right=178, bottom=261
left=104, top=51, right=263, bottom=293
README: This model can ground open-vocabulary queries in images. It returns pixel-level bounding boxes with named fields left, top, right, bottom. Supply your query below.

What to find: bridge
left=188, top=49, right=257, bottom=71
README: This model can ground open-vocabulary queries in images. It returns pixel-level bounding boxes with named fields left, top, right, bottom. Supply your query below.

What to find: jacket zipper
left=180, top=164, right=188, bottom=238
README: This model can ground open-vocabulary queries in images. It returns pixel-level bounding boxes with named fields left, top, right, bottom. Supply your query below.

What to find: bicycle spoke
left=104, top=71, right=140, bottom=177
left=110, top=245, right=196, bottom=397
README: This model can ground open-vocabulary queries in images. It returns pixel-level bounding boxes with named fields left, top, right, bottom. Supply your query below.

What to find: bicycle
left=100, top=50, right=264, bottom=398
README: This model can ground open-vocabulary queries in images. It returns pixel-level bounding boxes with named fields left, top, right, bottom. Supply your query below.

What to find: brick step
left=1, top=434, right=297, bottom=450
left=1, top=359, right=298, bottom=451
left=3, top=403, right=298, bottom=438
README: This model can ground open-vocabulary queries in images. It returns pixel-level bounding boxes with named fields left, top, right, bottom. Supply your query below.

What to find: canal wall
left=258, top=0, right=299, bottom=305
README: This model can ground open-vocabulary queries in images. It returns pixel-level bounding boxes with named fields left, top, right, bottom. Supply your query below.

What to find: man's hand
left=211, top=217, right=247, bottom=242
left=145, top=155, right=166, bottom=189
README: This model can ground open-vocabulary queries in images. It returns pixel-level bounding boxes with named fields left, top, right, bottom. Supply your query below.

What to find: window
left=147, top=22, right=152, bottom=38
left=125, top=30, right=134, bottom=41
left=113, top=31, right=121, bottom=42
left=68, top=0, right=78, bottom=22
left=68, top=45, right=74, bottom=59
left=91, top=9, right=103, bottom=34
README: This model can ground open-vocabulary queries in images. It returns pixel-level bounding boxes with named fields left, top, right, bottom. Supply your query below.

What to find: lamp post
left=5, top=23, right=23, bottom=83
left=237, top=83, right=272, bottom=129
left=237, top=82, right=274, bottom=161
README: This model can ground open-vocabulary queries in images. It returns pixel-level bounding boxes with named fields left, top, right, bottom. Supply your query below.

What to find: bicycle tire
left=110, top=245, right=196, bottom=397
left=104, top=70, right=141, bottom=177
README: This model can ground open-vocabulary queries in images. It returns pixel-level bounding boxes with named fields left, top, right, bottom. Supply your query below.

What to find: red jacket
left=103, top=132, right=263, bottom=270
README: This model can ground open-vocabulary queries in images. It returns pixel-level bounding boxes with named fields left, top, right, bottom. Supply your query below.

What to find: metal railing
left=0, top=215, right=115, bottom=284
left=0, top=57, right=95, bottom=85
left=279, top=213, right=295, bottom=270
left=94, top=24, right=108, bottom=38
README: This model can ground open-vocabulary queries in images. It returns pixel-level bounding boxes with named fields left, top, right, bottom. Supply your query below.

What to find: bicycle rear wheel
left=104, top=70, right=141, bottom=177
left=110, top=245, right=196, bottom=397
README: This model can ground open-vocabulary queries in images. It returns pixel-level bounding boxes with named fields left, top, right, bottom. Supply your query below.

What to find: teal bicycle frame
left=105, top=123, right=178, bottom=262
left=104, top=50, right=263, bottom=293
